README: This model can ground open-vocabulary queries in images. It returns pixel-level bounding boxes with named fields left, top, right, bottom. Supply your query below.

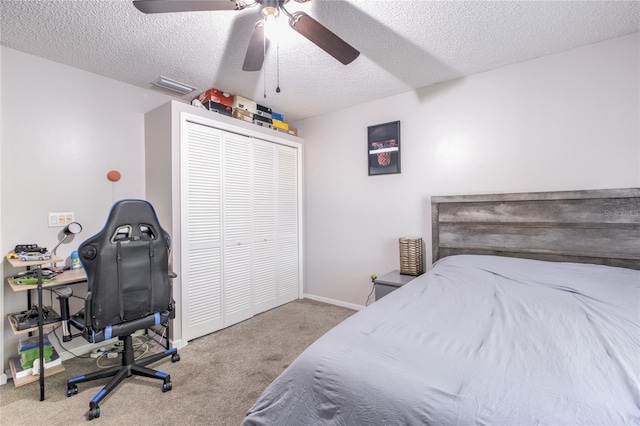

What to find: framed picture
left=368, top=121, right=401, bottom=175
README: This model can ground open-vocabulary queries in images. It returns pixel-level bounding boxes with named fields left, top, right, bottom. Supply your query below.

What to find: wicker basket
left=399, top=237, right=424, bottom=276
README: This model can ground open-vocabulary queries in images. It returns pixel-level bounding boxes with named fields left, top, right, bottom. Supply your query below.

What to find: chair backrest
left=79, top=199, right=173, bottom=332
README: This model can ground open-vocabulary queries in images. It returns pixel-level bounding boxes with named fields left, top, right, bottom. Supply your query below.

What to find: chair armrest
left=84, top=292, right=93, bottom=329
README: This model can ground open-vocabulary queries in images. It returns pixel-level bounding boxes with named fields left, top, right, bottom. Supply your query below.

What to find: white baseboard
left=0, top=372, right=7, bottom=385
left=303, top=293, right=364, bottom=311
left=171, top=338, right=186, bottom=350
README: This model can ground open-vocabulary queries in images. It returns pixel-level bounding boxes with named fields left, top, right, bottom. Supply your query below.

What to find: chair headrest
left=80, top=199, right=170, bottom=262
left=103, top=199, right=163, bottom=241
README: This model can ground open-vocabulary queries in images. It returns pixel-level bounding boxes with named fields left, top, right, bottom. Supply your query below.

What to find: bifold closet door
left=222, top=131, right=254, bottom=327
left=182, top=121, right=223, bottom=341
left=252, top=140, right=278, bottom=314
left=252, top=142, right=299, bottom=313
left=277, top=145, right=299, bottom=305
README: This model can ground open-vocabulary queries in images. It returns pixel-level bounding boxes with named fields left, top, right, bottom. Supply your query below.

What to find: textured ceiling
left=1, top=0, right=638, bottom=121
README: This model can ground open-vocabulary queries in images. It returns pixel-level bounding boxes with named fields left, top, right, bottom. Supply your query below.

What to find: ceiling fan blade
left=288, top=12, right=359, bottom=65
left=133, top=0, right=239, bottom=14
left=243, top=20, right=269, bottom=72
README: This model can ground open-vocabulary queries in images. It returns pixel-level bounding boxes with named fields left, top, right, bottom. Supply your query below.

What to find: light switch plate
left=48, top=211, right=75, bottom=227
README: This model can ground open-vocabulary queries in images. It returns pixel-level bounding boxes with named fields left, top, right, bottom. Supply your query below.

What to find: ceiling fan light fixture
left=152, top=76, right=197, bottom=95
left=261, top=6, right=280, bottom=19
left=134, top=0, right=360, bottom=71
left=263, top=7, right=287, bottom=40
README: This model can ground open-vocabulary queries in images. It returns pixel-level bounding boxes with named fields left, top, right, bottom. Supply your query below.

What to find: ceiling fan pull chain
left=263, top=26, right=268, bottom=99
left=276, top=35, right=281, bottom=93
left=263, top=67, right=267, bottom=99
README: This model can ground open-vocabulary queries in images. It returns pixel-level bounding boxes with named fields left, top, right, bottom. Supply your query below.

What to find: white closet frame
left=144, top=101, right=303, bottom=350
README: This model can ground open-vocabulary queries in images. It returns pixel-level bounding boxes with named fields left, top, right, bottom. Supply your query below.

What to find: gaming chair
left=65, top=199, right=180, bottom=421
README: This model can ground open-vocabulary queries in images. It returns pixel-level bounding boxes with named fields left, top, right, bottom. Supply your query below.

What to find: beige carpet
left=0, top=299, right=355, bottom=425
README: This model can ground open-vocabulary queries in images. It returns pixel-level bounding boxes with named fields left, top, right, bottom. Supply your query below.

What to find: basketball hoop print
left=368, top=121, right=401, bottom=175
left=371, top=140, right=396, bottom=166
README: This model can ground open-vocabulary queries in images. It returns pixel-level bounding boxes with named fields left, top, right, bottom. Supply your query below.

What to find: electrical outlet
left=48, top=212, right=75, bottom=227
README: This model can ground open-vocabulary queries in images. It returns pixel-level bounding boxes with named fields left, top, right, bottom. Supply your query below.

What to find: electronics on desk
left=9, top=305, right=62, bottom=331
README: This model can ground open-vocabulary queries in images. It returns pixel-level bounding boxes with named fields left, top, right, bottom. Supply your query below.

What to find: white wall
left=297, top=33, right=640, bottom=308
left=1, top=32, right=639, bottom=372
left=0, top=47, right=173, bottom=372
left=0, top=44, right=4, bottom=385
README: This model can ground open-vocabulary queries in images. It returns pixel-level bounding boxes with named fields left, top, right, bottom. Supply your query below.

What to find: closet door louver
left=182, top=121, right=223, bottom=341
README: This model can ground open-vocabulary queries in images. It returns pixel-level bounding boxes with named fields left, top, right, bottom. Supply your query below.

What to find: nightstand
left=375, top=270, right=420, bottom=300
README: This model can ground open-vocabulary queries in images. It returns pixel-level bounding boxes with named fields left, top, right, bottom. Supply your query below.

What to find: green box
left=20, top=345, right=53, bottom=369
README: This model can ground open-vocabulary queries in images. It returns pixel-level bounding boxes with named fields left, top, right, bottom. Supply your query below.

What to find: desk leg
left=26, top=268, right=33, bottom=337
left=36, top=266, right=45, bottom=401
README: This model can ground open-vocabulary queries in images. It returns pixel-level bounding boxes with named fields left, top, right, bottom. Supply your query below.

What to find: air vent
left=152, top=76, right=196, bottom=95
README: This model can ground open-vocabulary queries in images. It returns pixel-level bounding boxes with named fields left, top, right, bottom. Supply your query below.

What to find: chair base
left=66, top=334, right=180, bottom=421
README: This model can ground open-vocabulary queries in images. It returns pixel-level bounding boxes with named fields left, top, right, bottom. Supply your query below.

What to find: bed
left=243, top=188, right=640, bottom=425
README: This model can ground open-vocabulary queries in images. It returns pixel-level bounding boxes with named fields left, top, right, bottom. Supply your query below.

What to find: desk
left=5, top=257, right=87, bottom=398
left=6, top=267, right=87, bottom=292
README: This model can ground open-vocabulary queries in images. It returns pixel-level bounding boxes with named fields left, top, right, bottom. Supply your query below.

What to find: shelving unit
left=6, top=317, right=62, bottom=335
left=5, top=255, right=63, bottom=270
left=9, top=354, right=65, bottom=387
left=6, top=266, right=86, bottom=292
left=4, top=255, right=86, bottom=399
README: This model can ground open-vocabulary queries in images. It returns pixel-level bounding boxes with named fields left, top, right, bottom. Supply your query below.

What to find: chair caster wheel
left=162, top=381, right=173, bottom=392
left=66, top=384, right=78, bottom=397
left=87, top=406, right=100, bottom=420
left=171, top=353, right=180, bottom=363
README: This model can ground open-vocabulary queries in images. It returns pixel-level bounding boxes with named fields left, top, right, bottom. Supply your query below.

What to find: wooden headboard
left=431, top=188, right=640, bottom=270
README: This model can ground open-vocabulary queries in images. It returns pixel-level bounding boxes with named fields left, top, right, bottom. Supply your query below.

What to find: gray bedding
left=243, top=255, right=640, bottom=425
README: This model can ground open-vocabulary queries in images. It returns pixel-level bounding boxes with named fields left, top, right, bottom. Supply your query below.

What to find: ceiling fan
left=132, top=0, right=360, bottom=72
